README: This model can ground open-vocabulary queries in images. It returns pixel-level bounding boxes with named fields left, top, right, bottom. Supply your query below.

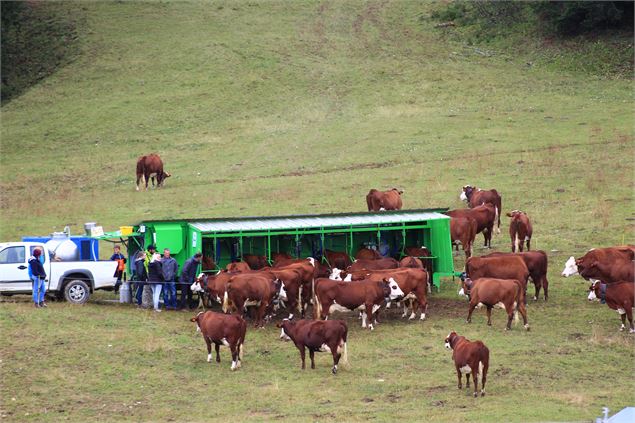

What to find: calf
left=324, top=249, right=352, bottom=270
left=450, top=216, right=477, bottom=259
left=313, top=278, right=404, bottom=330
left=267, top=267, right=304, bottom=320
left=135, top=154, right=171, bottom=191
left=190, top=311, right=246, bottom=371
left=588, top=281, right=635, bottom=333
left=444, top=332, right=489, bottom=397
left=191, top=271, right=235, bottom=304
left=507, top=210, right=532, bottom=252
left=272, top=252, right=293, bottom=265
left=226, top=261, right=251, bottom=272
left=483, top=251, right=549, bottom=301
left=459, top=185, right=502, bottom=232
left=223, top=273, right=285, bottom=327
left=445, top=204, right=499, bottom=248
left=366, top=188, right=403, bottom=211
left=399, top=256, right=423, bottom=269
left=404, top=246, right=433, bottom=275
left=460, top=277, right=529, bottom=331
left=242, top=254, right=268, bottom=270
left=278, top=319, right=349, bottom=374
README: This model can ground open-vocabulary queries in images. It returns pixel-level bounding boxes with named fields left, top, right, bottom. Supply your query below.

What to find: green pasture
left=0, top=1, right=633, bottom=422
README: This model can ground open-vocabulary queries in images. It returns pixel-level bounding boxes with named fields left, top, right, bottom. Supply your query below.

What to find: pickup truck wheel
left=64, top=279, right=90, bottom=304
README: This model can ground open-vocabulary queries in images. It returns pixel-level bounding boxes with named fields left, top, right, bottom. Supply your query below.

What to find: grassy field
left=1, top=1, right=633, bottom=422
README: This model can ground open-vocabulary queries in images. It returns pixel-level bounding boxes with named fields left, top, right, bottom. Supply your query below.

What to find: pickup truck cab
left=0, top=242, right=118, bottom=304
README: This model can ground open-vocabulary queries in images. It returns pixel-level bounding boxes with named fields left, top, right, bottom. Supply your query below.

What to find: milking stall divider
left=110, top=209, right=457, bottom=289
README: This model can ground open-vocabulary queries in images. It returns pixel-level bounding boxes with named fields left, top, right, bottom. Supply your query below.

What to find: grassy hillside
left=0, top=1, right=633, bottom=422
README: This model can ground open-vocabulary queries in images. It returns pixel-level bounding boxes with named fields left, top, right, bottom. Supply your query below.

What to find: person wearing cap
left=28, top=248, right=47, bottom=308
left=178, top=252, right=202, bottom=310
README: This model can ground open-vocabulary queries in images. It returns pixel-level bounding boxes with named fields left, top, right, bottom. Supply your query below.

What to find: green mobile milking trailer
left=126, top=209, right=456, bottom=289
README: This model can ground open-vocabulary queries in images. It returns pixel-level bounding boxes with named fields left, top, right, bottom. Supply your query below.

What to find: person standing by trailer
left=178, top=252, right=202, bottom=310
left=161, top=248, right=178, bottom=310
left=133, top=251, right=147, bottom=307
left=147, top=250, right=164, bottom=312
left=28, top=248, right=47, bottom=308
left=110, top=245, right=127, bottom=294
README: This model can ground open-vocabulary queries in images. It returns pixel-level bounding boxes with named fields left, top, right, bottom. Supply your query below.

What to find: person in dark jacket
left=178, top=252, right=202, bottom=310
left=161, top=248, right=178, bottom=310
left=146, top=247, right=163, bottom=312
left=133, top=251, right=147, bottom=306
left=110, top=245, right=127, bottom=294
left=28, top=248, right=47, bottom=308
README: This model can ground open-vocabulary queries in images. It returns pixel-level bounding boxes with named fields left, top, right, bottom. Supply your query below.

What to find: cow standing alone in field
left=444, top=331, right=489, bottom=397
left=507, top=210, right=532, bottom=252
left=190, top=311, right=246, bottom=371
left=366, top=188, right=403, bottom=211
left=459, top=185, right=501, bottom=233
left=136, top=154, right=171, bottom=191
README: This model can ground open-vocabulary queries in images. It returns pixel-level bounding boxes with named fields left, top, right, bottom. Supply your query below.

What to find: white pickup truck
left=0, top=241, right=118, bottom=304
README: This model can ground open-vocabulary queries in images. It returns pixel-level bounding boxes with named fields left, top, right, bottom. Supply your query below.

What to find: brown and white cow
left=266, top=267, right=304, bottom=320
left=313, top=278, right=404, bottom=330
left=136, top=154, right=171, bottom=191
left=242, top=254, right=268, bottom=270
left=222, top=273, right=285, bottom=327
left=444, top=331, right=490, bottom=397
left=459, top=185, right=501, bottom=232
left=278, top=319, right=349, bottom=374
left=404, top=246, right=433, bottom=274
left=483, top=251, right=549, bottom=301
left=190, top=311, right=247, bottom=371
left=460, top=277, right=529, bottom=331
left=355, top=248, right=382, bottom=260
left=450, top=216, right=477, bottom=258
left=192, top=271, right=235, bottom=305
left=273, top=258, right=317, bottom=317
left=588, top=281, right=635, bottom=333
left=465, top=255, right=530, bottom=291
left=366, top=188, right=403, bottom=211
left=445, top=204, right=499, bottom=249
left=507, top=210, right=532, bottom=252
left=562, top=246, right=635, bottom=283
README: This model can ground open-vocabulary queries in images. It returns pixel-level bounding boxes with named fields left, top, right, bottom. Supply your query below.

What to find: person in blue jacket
left=28, top=248, right=47, bottom=308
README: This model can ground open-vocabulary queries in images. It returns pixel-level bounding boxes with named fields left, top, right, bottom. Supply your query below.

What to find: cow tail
left=495, top=205, right=501, bottom=234
left=340, top=326, right=350, bottom=369
left=314, top=290, right=322, bottom=320
left=222, top=283, right=231, bottom=313
left=297, top=288, right=302, bottom=314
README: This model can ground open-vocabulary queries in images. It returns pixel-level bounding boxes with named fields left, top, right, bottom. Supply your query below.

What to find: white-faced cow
left=136, top=154, right=171, bottom=191
left=445, top=204, right=499, bottom=249
left=366, top=188, right=403, bottom=211
left=562, top=246, right=635, bottom=283
left=587, top=281, right=635, bottom=333
left=507, top=210, right=532, bottom=252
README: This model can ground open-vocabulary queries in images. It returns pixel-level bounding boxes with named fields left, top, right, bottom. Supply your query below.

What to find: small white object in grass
left=377, top=379, right=385, bottom=382
left=108, top=344, right=112, bottom=347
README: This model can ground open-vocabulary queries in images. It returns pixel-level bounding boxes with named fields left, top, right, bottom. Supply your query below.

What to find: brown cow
left=136, top=154, right=171, bottom=191
left=460, top=277, right=529, bottom=331
left=277, top=319, right=349, bottom=374
left=351, top=268, right=429, bottom=321
left=404, top=246, right=433, bottom=275
left=483, top=251, right=549, bottom=301
left=242, top=254, right=268, bottom=270
left=366, top=188, right=403, bottom=211
left=274, top=258, right=317, bottom=317
left=313, top=278, right=404, bottom=329
left=562, top=246, right=635, bottom=283
left=324, top=249, right=352, bottom=270
left=191, top=271, right=235, bottom=305
left=450, top=217, right=477, bottom=259
left=266, top=267, right=304, bottom=320
left=465, top=255, right=530, bottom=292
left=226, top=261, right=251, bottom=272
left=348, top=258, right=399, bottom=272
left=399, top=256, right=423, bottom=269
left=355, top=248, right=382, bottom=260
left=222, top=273, right=285, bottom=327
left=446, top=204, right=498, bottom=249
left=190, top=311, right=247, bottom=371
left=272, top=252, right=293, bottom=266
left=588, top=281, right=635, bottom=333
left=444, top=331, right=490, bottom=397
left=460, top=185, right=501, bottom=232
left=507, top=210, right=532, bottom=252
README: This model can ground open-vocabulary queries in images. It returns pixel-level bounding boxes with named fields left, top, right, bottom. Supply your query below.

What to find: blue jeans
left=163, top=282, right=177, bottom=309
left=134, top=282, right=144, bottom=305
left=32, top=276, right=46, bottom=304
left=150, top=283, right=163, bottom=310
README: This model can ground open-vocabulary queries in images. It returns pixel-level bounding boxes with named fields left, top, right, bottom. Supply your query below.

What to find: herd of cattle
left=135, top=156, right=633, bottom=395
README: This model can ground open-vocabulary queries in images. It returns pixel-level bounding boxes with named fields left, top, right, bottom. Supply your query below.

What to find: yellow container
left=120, top=226, right=134, bottom=236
